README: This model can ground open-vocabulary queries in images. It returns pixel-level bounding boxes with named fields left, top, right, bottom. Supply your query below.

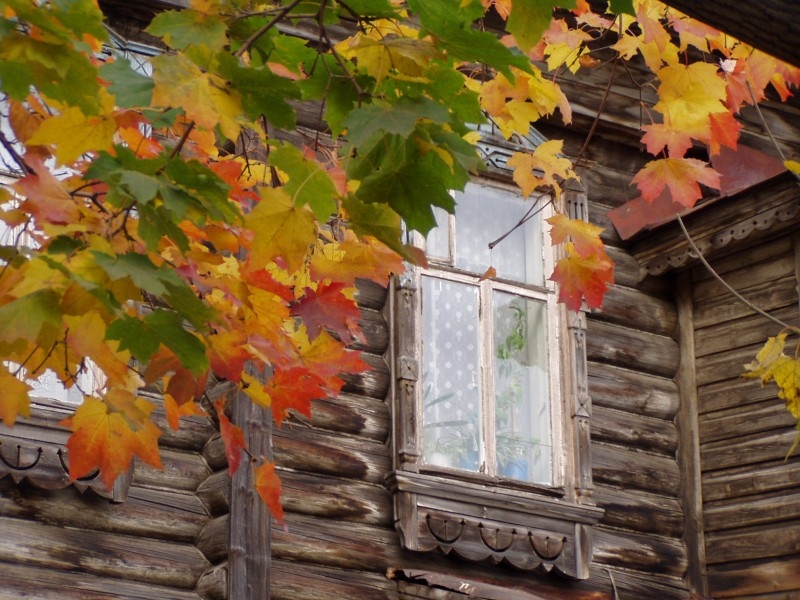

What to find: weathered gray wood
left=700, top=400, right=795, bottom=445
left=229, top=367, right=272, bottom=600
left=132, top=447, right=212, bottom=492
left=693, top=249, right=795, bottom=302
left=284, top=392, right=390, bottom=442
left=279, top=469, right=393, bottom=527
left=697, top=376, right=779, bottom=415
left=196, top=470, right=230, bottom=517
left=0, top=562, right=202, bottom=599
left=700, top=428, right=796, bottom=472
left=197, top=514, right=230, bottom=564
left=350, top=307, right=389, bottom=354
left=593, top=528, right=687, bottom=577
left=196, top=564, right=227, bottom=600
left=675, top=271, right=709, bottom=597
left=705, top=489, right=800, bottom=532
left=593, top=484, right=684, bottom=537
left=592, top=405, right=677, bottom=456
left=702, top=457, right=800, bottom=501
left=694, top=342, right=769, bottom=387
left=341, top=351, right=391, bottom=399
left=586, top=319, right=679, bottom=378
left=708, top=556, right=800, bottom=597
left=356, top=278, right=389, bottom=311
left=0, top=479, right=207, bottom=542
left=272, top=559, right=398, bottom=600
left=203, top=433, right=228, bottom=472
left=588, top=362, right=680, bottom=420
left=591, top=284, right=677, bottom=338
left=273, top=426, right=391, bottom=484
left=694, top=306, right=799, bottom=358
left=592, top=442, right=681, bottom=495
left=707, top=520, right=800, bottom=564
left=693, top=275, right=798, bottom=330
left=0, top=516, right=209, bottom=588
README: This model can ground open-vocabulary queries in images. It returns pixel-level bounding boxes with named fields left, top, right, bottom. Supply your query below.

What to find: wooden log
left=196, top=562, right=227, bottom=600
left=697, top=376, right=778, bottom=415
left=350, top=307, right=389, bottom=355
left=694, top=306, right=799, bottom=359
left=592, top=442, right=681, bottom=496
left=593, top=527, right=687, bottom=578
left=704, top=489, right=800, bottom=533
left=700, top=428, right=796, bottom=473
left=279, top=469, right=393, bottom=528
left=0, top=562, right=203, bottom=599
left=693, top=275, right=798, bottom=330
left=593, top=484, right=684, bottom=538
left=700, top=400, right=795, bottom=445
left=341, top=351, right=390, bottom=400
left=285, top=392, right=390, bottom=442
left=271, top=559, right=398, bottom=600
left=707, top=556, right=800, bottom=597
left=196, top=514, right=230, bottom=564
left=133, top=447, right=212, bottom=492
left=273, top=426, right=391, bottom=484
left=0, top=479, right=208, bottom=543
left=196, top=469, right=230, bottom=517
left=203, top=433, right=228, bottom=472
left=592, top=405, right=678, bottom=456
left=702, top=456, right=800, bottom=501
left=586, top=319, right=680, bottom=378
left=591, top=284, right=677, bottom=338
left=0, top=516, right=209, bottom=589
left=356, top=278, right=388, bottom=311
left=586, top=566, right=689, bottom=600
left=588, top=362, right=680, bottom=420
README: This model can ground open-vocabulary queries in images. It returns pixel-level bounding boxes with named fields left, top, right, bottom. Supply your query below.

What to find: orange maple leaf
left=254, top=460, right=284, bottom=522
left=632, top=157, right=721, bottom=207
left=640, top=122, right=693, bottom=158
left=164, top=395, right=206, bottom=431
left=261, top=366, right=327, bottom=425
left=309, top=231, right=403, bottom=288
left=546, top=214, right=605, bottom=258
left=0, top=366, right=31, bottom=427
left=708, top=111, right=742, bottom=156
left=62, top=397, right=162, bottom=489
left=550, top=242, right=613, bottom=312
left=507, top=141, right=576, bottom=197
left=215, top=399, right=247, bottom=475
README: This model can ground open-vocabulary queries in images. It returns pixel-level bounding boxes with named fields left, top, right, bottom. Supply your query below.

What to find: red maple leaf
left=290, top=282, right=364, bottom=343
left=550, top=242, right=614, bottom=312
left=254, top=460, right=284, bottom=522
left=632, top=157, right=721, bottom=208
left=215, top=399, right=247, bottom=475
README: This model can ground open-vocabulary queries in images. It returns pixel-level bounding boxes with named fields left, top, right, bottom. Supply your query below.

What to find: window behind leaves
left=419, top=181, right=557, bottom=484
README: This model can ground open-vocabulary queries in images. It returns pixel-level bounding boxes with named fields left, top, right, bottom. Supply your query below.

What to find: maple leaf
left=245, top=187, right=316, bottom=273
left=654, top=62, right=728, bottom=135
left=0, top=365, right=31, bottom=427
left=164, top=395, right=205, bottom=431
left=297, top=329, right=368, bottom=389
left=215, top=399, right=247, bottom=475
left=251, top=366, right=327, bottom=425
left=550, top=242, right=613, bottom=312
left=743, top=333, right=800, bottom=418
left=632, top=157, right=721, bottom=207
left=507, top=140, right=576, bottom=197
left=254, top=460, right=285, bottom=522
left=290, top=282, right=364, bottom=344
left=708, top=111, right=742, bottom=156
left=310, top=231, right=403, bottom=288
left=62, top=396, right=162, bottom=489
left=547, top=214, right=605, bottom=258
left=14, top=155, right=81, bottom=226
left=207, top=329, right=250, bottom=382
left=640, top=122, right=693, bottom=158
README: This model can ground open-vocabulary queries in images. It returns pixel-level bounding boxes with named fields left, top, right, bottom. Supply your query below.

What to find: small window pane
left=425, top=206, right=451, bottom=261
left=453, top=184, right=543, bottom=285
left=493, top=292, right=552, bottom=484
left=421, top=276, right=482, bottom=472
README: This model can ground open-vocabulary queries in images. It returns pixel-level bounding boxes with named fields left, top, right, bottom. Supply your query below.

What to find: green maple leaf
left=100, top=59, right=154, bottom=108
left=507, top=0, right=576, bottom=53
left=146, top=10, right=228, bottom=51
left=270, top=144, right=338, bottom=221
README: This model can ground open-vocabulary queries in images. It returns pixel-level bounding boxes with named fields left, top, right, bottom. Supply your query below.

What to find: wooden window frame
left=387, top=139, right=602, bottom=579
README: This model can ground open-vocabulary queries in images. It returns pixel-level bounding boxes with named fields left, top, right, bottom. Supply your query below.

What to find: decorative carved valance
left=0, top=403, right=132, bottom=501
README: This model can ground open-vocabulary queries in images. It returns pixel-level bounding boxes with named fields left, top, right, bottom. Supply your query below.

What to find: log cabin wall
left=0, top=396, right=220, bottom=599
left=691, top=230, right=800, bottom=598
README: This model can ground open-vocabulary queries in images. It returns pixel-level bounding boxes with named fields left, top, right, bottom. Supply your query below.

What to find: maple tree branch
left=234, top=0, right=306, bottom=58
left=170, top=121, right=196, bottom=160
left=488, top=194, right=552, bottom=250
left=573, top=56, right=619, bottom=176
left=0, top=130, right=33, bottom=175
left=676, top=214, right=796, bottom=331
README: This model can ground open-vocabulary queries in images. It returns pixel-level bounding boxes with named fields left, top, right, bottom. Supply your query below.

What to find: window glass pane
left=421, top=276, right=482, bottom=472
left=493, top=292, right=552, bottom=484
left=425, top=206, right=451, bottom=261
left=454, top=184, right=543, bottom=285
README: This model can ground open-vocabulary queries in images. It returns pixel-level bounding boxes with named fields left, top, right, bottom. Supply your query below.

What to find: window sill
left=387, top=470, right=604, bottom=579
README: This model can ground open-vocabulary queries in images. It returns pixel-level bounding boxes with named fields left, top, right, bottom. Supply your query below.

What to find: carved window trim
left=387, top=137, right=602, bottom=579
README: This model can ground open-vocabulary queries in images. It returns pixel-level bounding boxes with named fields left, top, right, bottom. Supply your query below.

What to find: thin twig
left=676, top=214, right=797, bottom=331
left=0, top=130, right=33, bottom=175
left=234, top=0, right=305, bottom=58
left=169, top=121, right=196, bottom=160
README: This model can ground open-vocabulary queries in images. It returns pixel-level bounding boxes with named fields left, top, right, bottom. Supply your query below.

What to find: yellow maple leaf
left=743, top=333, right=800, bottom=418
left=654, top=62, right=728, bottom=136
left=0, top=365, right=31, bottom=427
left=245, top=187, right=317, bottom=272
left=507, top=141, right=576, bottom=197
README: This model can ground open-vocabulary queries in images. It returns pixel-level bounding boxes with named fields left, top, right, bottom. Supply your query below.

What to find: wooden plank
left=707, top=556, right=800, bottom=597
left=0, top=516, right=209, bottom=588
left=588, top=362, right=679, bottom=420
left=592, top=405, right=678, bottom=456
left=0, top=479, right=207, bottom=543
left=593, top=484, right=684, bottom=537
left=706, top=520, right=800, bottom=565
left=700, top=428, right=796, bottom=472
left=0, top=561, right=202, bottom=599
left=591, top=284, right=677, bottom=338
left=697, top=375, right=778, bottom=415
left=705, top=489, right=800, bottom=533
left=694, top=342, right=766, bottom=387
left=585, top=319, right=679, bottom=378
left=702, top=457, right=800, bottom=501
left=692, top=251, right=795, bottom=302
left=700, top=400, right=795, bottom=445
left=592, top=442, right=681, bottom=496
left=272, top=559, right=398, bottom=600
left=593, top=528, right=687, bottom=578
left=693, top=275, right=798, bottom=330
left=694, top=305, right=799, bottom=358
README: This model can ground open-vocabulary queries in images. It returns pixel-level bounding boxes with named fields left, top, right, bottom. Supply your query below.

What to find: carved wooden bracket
left=0, top=404, right=132, bottom=501
left=388, top=471, right=604, bottom=579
